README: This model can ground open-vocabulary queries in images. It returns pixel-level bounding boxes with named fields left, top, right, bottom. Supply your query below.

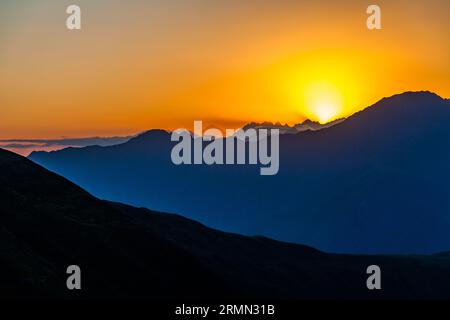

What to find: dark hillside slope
left=2, top=148, right=450, bottom=299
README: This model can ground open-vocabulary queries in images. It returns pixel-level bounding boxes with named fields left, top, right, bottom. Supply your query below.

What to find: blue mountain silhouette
left=4, top=147, right=450, bottom=299
left=30, top=91, right=450, bottom=254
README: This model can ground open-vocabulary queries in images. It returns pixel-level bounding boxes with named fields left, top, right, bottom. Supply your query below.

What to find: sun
left=314, top=102, right=339, bottom=124
left=304, top=81, right=343, bottom=124
left=279, top=50, right=367, bottom=125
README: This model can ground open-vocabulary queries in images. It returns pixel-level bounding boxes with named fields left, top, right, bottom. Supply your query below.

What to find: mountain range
left=29, top=91, right=450, bottom=254
left=2, top=147, right=450, bottom=299
left=243, top=118, right=344, bottom=134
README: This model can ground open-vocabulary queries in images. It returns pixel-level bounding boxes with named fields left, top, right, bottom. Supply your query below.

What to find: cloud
left=0, top=143, right=43, bottom=149
left=0, top=136, right=135, bottom=156
left=0, top=136, right=133, bottom=148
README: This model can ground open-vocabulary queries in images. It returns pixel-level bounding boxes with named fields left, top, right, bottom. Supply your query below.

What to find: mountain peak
left=127, top=129, right=170, bottom=143
left=377, top=91, right=444, bottom=105
left=342, top=90, right=449, bottom=126
left=134, top=129, right=169, bottom=139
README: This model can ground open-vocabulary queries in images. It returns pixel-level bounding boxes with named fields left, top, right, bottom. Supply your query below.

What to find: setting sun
left=303, top=81, right=343, bottom=124
left=314, top=104, right=340, bottom=124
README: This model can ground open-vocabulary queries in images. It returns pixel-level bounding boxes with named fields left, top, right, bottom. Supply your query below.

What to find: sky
left=1, top=0, right=449, bottom=139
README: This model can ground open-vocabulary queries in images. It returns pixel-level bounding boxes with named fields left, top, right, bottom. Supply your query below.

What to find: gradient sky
left=1, top=0, right=449, bottom=139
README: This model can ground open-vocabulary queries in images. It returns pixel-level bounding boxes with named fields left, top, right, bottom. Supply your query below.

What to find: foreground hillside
left=2, top=148, right=450, bottom=299
left=30, top=92, right=450, bottom=254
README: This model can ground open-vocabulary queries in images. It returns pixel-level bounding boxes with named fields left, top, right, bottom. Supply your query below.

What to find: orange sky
left=0, top=0, right=449, bottom=139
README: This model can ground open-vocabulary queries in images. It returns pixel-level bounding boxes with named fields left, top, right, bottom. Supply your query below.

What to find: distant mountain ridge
left=243, top=118, right=345, bottom=134
left=3, top=148, right=450, bottom=299
left=29, top=91, right=450, bottom=254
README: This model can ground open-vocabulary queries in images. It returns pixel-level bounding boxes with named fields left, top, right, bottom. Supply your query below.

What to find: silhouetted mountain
left=0, top=148, right=227, bottom=299
left=30, top=91, right=450, bottom=254
left=3, top=148, right=450, bottom=299
left=243, top=121, right=299, bottom=134
left=243, top=118, right=344, bottom=134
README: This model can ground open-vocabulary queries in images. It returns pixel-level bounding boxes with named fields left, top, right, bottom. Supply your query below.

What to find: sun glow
left=314, top=103, right=339, bottom=124
left=304, top=81, right=343, bottom=124
left=275, top=49, right=373, bottom=124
